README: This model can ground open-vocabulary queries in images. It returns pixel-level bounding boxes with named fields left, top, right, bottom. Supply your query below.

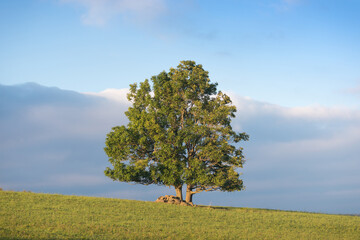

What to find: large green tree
left=104, top=60, right=249, bottom=204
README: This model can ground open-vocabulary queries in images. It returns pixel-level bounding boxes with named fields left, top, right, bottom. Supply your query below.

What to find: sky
left=1, top=0, right=360, bottom=214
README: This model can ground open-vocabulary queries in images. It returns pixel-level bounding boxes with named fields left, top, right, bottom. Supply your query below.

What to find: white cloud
left=60, top=0, right=167, bottom=26
left=1, top=83, right=360, bottom=214
left=85, top=88, right=130, bottom=103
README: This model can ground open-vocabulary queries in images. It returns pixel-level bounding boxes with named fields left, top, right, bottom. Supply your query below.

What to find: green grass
left=1, top=191, right=359, bottom=239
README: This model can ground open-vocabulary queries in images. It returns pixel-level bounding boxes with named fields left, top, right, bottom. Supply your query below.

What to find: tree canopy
left=104, top=60, right=249, bottom=204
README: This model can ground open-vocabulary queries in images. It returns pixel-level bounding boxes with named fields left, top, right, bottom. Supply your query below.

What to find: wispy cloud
left=60, top=0, right=167, bottom=26
left=271, top=0, right=303, bottom=12
left=283, top=0, right=302, bottom=4
left=344, top=84, right=360, bottom=96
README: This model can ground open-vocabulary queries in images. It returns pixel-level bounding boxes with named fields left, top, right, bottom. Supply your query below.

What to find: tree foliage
left=104, top=60, right=249, bottom=203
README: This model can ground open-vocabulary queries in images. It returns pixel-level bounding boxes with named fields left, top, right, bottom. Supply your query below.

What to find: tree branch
left=191, top=186, right=220, bottom=194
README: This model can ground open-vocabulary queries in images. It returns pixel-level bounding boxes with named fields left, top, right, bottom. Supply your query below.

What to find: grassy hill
left=1, top=191, right=359, bottom=239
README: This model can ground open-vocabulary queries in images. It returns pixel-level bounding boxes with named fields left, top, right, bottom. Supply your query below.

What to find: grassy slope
left=0, top=191, right=359, bottom=240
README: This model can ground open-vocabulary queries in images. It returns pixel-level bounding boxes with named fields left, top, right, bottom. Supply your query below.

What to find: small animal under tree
left=104, top=60, right=249, bottom=205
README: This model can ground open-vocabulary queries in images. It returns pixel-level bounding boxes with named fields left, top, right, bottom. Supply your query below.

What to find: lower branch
left=191, top=186, right=221, bottom=195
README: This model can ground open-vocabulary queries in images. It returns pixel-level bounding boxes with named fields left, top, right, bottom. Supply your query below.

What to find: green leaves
left=104, top=60, right=249, bottom=199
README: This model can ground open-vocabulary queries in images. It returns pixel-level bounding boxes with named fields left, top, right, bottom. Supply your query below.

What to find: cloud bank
left=0, top=82, right=359, bottom=214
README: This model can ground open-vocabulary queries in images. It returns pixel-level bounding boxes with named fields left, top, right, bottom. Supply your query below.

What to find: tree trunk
left=175, top=185, right=183, bottom=201
left=185, top=185, right=193, bottom=203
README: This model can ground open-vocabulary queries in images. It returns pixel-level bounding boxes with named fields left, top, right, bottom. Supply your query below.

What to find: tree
left=104, top=60, right=249, bottom=204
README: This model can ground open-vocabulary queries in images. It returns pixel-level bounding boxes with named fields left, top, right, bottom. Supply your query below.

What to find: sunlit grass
left=1, top=190, right=359, bottom=239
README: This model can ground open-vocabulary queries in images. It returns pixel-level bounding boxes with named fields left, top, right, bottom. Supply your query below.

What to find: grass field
left=1, top=190, right=359, bottom=239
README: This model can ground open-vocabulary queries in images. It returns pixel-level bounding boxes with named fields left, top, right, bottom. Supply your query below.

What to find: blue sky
left=1, top=0, right=360, bottom=214
left=1, top=0, right=360, bottom=107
